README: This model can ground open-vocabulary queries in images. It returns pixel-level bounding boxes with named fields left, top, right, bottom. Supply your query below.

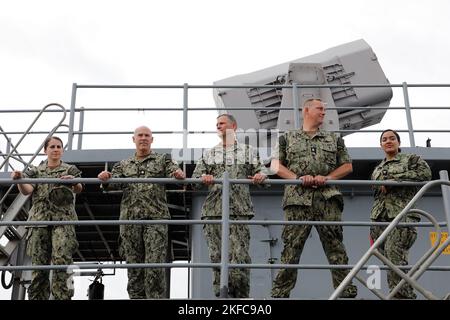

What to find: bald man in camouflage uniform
left=192, top=114, right=268, bottom=298
left=11, top=136, right=82, bottom=300
left=270, top=99, right=357, bottom=298
left=98, top=126, right=185, bottom=299
left=371, top=129, right=431, bottom=299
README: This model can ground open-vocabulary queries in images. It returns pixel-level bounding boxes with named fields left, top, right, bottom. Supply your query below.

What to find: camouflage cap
left=49, top=185, right=74, bottom=206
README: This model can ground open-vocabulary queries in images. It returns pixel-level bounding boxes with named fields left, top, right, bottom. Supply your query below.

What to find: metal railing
left=0, top=173, right=449, bottom=299
left=1, top=83, right=450, bottom=159
left=0, top=126, right=21, bottom=173
left=66, top=82, right=450, bottom=150
left=330, top=170, right=450, bottom=300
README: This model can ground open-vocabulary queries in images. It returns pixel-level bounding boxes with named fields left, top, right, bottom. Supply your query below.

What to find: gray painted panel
left=190, top=191, right=450, bottom=299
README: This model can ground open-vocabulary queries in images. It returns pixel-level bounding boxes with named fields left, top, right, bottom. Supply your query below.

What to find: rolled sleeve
left=272, top=134, right=287, bottom=164
left=164, top=154, right=181, bottom=177
left=336, top=136, right=351, bottom=166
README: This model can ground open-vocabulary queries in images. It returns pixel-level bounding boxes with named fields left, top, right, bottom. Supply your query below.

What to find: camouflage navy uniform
left=105, top=151, right=180, bottom=299
left=192, top=142, right=268, bottom=298
left=271, top=129, right=357, bottom=298
left=370, top=153, right=431, bottom=299
left=24, top=161, right=81, bottom=300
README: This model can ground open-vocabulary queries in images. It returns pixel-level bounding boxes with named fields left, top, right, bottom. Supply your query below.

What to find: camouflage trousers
left=203, top=217, right=251, bottom=298
left=271, top=194, right=357, bottom=298
left=120, top=223, right=168, bottom=299
left=26, top=225, right=78, bottom=300
left=370, top=219, right=418, bottom=299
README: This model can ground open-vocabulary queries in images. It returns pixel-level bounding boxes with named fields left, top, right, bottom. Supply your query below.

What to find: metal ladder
left=330, top=170, right=450, bottom=300
left=0, top=125, right=28, bottom=173
left=0, top=103, right=67, bottom=291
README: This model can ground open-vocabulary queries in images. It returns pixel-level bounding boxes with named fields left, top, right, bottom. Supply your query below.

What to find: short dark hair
left=380, top=129, right=401, bottom=152
left=44, top=136, right=64, bottom=151
left=303, top=98, right=323, bottom=108
left=217, top=113, right=237, bottom=125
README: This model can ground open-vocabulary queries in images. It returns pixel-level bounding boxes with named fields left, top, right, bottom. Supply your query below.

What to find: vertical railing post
left=183, top=83, right=188, bottom=170
left=439, top=170, right=450, bottom=230
left=219, top=171, right=230, bottom=298
left=77, top=107, right=85, bottom=150
left=292, top=83, right=301, bottom=129
left=67, top=83, right=77, bottom=150
left=4, top=138, right=11, bottom=172
left=182, top=84, right=190, bottom=299
left=402, top=82, right=416, bottom=147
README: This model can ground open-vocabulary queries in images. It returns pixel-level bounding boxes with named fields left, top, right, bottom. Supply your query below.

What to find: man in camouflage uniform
left=371, top=129, right=431, bottom=299
left=270, top=98, right=357, bottom=298
left=192, top=114, right=268, bottom=298
left=98, top=126, right=185, bottom=299
left=11, top=136, right=83, bottom=300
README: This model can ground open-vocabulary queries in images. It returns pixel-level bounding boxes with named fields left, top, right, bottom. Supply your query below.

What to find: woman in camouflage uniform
left=11, top=136, right=83, bottom=300
left=370, top=129, right=431, bottom=299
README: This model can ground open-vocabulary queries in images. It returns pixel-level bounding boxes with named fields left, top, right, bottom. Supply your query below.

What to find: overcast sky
left=1, top=0, right=450, bottom=299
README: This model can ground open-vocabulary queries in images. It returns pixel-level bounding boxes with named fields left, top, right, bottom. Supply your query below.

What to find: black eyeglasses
left=48, top=145, right=62, bottom=149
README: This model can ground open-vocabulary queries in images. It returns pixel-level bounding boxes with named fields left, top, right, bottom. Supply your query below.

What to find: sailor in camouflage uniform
left=11, top=136, right=83, bottom=300
left=98, top=126, right=185, bottom=299
left=270, top=98, right=357, bottom=298
left=370, top=129, right=431, bottom=299
left=192, top=114, right=268, bottom=298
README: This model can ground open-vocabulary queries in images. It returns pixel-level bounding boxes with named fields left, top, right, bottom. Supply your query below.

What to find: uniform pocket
left=286, top=144, right=308, bottom=174
left=321, top=143, right=337, bottom=166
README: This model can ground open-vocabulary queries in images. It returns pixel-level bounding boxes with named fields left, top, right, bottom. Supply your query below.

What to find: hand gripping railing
left=1, top=176, right=449, bottom=300
left=329, top=173, right=450, bottom=300
left=0, top=103, right=67, bottom=206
